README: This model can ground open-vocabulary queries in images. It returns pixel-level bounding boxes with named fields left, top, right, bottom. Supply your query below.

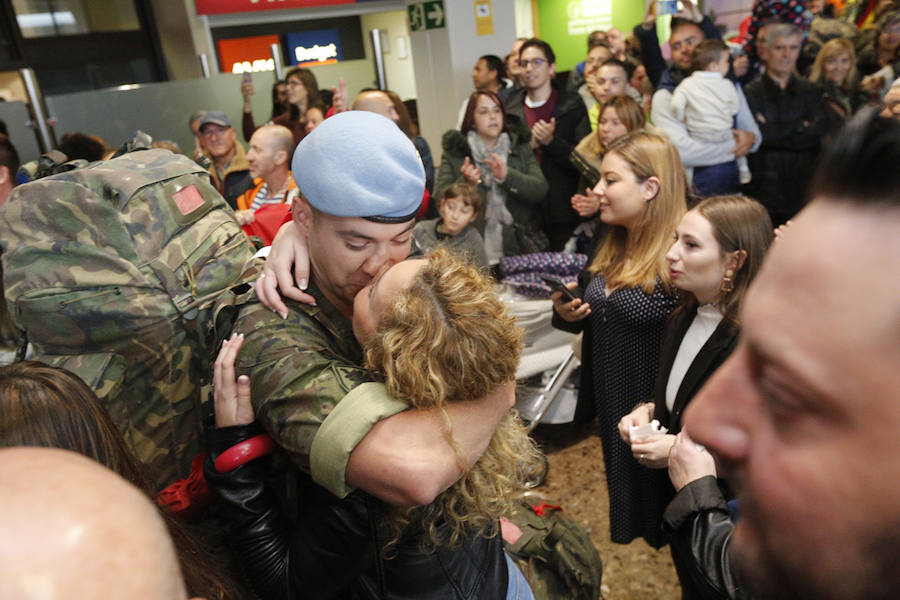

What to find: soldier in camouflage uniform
left=231, top=111, right=514, bottom=506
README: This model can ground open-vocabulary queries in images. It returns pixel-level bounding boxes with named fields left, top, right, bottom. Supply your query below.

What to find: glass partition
left=42, top=58, right=376, bottom=156
left=45, top=71, right=281, bottom=158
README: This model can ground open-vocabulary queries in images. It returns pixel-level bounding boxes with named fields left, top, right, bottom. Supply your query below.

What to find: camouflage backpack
left=505, top=493, right=604, bottom=600
left=0, top=141, right=259, bottom=490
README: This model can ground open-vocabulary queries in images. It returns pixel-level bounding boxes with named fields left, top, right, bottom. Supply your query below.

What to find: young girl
left=209, top=247, right=542, bottom=599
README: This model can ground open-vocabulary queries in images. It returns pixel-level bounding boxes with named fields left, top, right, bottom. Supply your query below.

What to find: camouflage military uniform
left=233, top=281, right=407, bottom=498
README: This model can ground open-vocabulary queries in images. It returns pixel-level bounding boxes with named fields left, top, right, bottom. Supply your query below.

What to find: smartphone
left=658, top=0, right=682, bottom=15
left=242, top=71, right=252, bottom=84
left=541, top=276, right=582, bottom=302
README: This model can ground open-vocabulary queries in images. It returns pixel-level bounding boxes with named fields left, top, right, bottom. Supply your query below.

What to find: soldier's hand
left=256, top=221, right=316, bottom=318
left=214, top=333, right=255, bottom=427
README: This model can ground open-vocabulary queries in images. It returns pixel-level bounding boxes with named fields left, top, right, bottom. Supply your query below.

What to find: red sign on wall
left=196, top=0, right=355, bottom=15
left=217, top=34, right=281, bottom=73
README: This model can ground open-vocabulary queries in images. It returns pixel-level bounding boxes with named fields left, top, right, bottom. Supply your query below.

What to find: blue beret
left=291, top=111, right=425, bottom=222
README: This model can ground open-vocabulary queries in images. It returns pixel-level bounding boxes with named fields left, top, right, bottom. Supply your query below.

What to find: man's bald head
left=256, top=124, right=295, bottom=157
left=247, top=124, right=294, bottom=180
left=0, top=448, right=189, bottom=600
left=352, top=90, right=400, bottom=123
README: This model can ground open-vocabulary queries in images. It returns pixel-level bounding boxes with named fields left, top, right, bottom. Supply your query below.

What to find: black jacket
left=652, top=307, right=744, bottom=600
left=204, top=425, right=509, bottom=600
left=743, top=74, right=826, bottom=224
left=504, top=82, right=590, bottom=227
left=662, top=476, right=755, bottom=600
left=652, top=306, right=738, bottom=435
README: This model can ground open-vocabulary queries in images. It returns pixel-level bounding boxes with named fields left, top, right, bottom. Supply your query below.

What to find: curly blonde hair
left=363, top=246, right=544, bottom=553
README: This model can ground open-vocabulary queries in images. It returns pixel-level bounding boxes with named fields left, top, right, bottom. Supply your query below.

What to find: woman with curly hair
left=207, top=247, right=542, bottom=599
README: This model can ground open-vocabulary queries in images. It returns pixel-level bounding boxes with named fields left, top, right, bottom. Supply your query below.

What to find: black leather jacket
left=204, top=424, right=508, bottom=600
left=662, top=476, right=755, bottom=600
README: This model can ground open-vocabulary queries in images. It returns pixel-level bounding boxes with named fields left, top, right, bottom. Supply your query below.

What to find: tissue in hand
left=630, top=419, right=668, bottom=442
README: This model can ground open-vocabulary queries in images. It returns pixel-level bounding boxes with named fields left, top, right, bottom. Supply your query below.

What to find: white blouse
left=665, top=304, right=724, bottom=413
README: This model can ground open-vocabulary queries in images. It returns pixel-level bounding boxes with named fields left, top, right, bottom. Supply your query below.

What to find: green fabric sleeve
left=310, top=381, right=409, bottom=498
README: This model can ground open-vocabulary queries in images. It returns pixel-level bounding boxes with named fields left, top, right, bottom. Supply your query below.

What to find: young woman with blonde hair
left=570, top=94, right=648, bottom=253
left=209, top=247, right=542, bottom=599
left=809, top=37, right=863, bottom=124
left=552, top=130, right=688, bottom=548
left=571, top=95, right=646, bottom=190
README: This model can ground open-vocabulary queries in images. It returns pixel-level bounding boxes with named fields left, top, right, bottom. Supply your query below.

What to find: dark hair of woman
left=283, top=67, right=319, bottom=119
left=270, top=79, right=287, bottom=120
left=460, top=90, right=508, bottom=135
left=0, top=361, right=246, bottom=600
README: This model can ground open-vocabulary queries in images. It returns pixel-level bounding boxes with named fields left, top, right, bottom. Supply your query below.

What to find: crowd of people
left=0, top=0, right=900, bottom=599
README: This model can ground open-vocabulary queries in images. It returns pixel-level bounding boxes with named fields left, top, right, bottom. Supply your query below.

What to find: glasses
left=671, top=36, right=700, bottom=52
left=518, top=57, right=548, bottom=69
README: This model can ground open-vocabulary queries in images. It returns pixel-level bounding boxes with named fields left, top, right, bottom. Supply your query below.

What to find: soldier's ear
left=292, top=195, right=313, bottom=235
left=0, top=166, right=8, bottom=185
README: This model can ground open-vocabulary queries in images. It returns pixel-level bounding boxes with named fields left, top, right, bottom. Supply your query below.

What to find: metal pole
left=525, top=351, right=580, bottom=433
left=18, top=68, right=56, bottom=152
left=370, top=29, right=387, bottom=90
left=270, top=43, right=284, bottom=80
left=198, top=53, right=211, bottom=78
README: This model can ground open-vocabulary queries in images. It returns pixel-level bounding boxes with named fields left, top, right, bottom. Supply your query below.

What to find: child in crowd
left=413, top=182, right=488, bottom=267
left=671, top=39, right=752, bottom=185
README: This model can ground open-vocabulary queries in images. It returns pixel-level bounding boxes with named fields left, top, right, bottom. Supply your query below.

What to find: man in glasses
left=504, top=38, right=589, bottom=251
left=881, top=77, right=900, bottom=119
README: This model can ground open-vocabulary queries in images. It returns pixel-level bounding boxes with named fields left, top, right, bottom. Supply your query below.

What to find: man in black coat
left=504, top=38, right=590, bottom=251
left=743, top=23, right=826, bottom=226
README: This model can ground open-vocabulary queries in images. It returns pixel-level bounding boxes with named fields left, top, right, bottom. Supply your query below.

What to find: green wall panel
left=535, top=0, right=645, bottom=71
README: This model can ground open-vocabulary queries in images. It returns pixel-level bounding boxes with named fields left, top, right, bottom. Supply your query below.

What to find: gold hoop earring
left=721, top=269, right=735, bottom=293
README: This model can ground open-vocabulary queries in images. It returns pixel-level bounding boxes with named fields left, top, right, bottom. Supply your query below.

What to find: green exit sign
left=408, top=0, right=445, bottom=32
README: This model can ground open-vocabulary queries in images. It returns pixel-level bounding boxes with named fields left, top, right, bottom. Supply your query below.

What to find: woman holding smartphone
left=551, top=130, right=687, bottom=548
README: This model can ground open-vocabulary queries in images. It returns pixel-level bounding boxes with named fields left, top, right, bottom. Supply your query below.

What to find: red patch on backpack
left=173, top=185, right=205, bottom=215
